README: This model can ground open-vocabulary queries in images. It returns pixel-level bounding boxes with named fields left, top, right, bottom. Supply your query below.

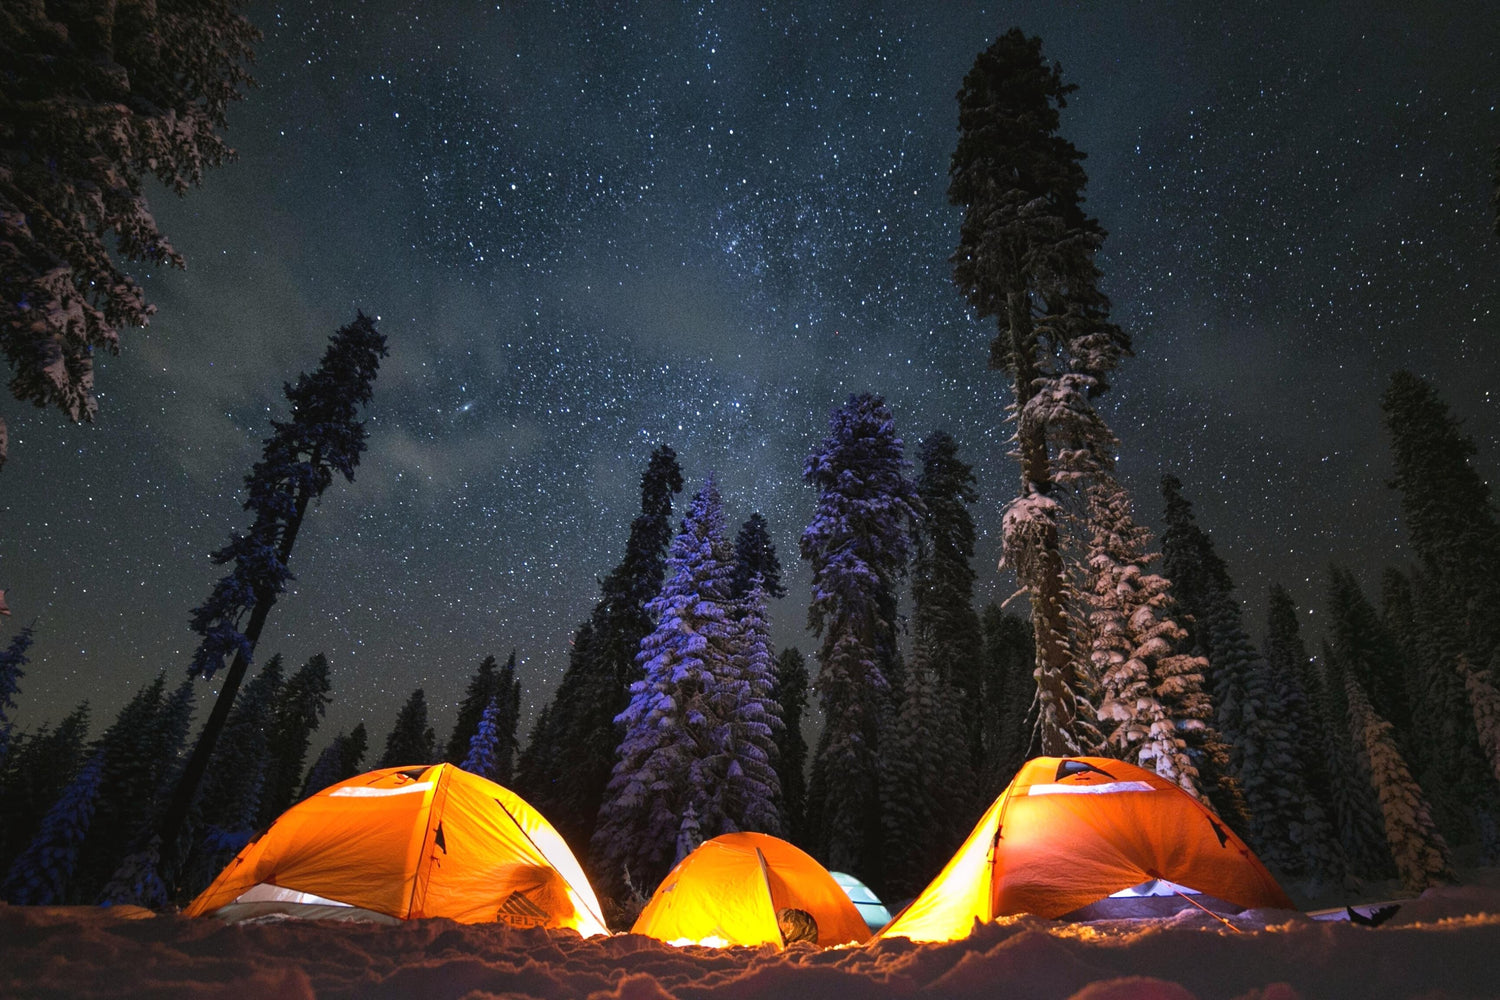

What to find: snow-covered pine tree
left=703, top=578, right=783, bottom=837
left=517, top=445, right=683, bottom=852
left=1, top=749, right=104, bottom=905
left=158, top=315, right=386, bottom=874
left=461, top=695, right=503, bottom=782
left=257, top=652, right=332, bottom=827
left=0, top=0, right=257, bottom=468
left=979, top=604, right=1035, bottom=796
left=912, top=430, right=986, bottom=768
left=880, top=639, right=974, bottom=900
left=1382, top=371, right=1500, bottom=676
left=0, top=625, right=32, bottom=765
left=591, top=476, right=757, bottom=896
left=1083, top=480, right=1208, bottom=799
left=378, top=688, right=436, bottom=769
left=949, top=29, right=1131, bottom=758
left=1345, top=674, right=1454, bottom=893
left=0, top=702, right=89, bottom=875
left=444, top=654, right=499, bottom=764
left=731, top=513, right=787, bottom=600
left=298, top=723, right=368, bottom=800
left=1460, top=655, right=1500, bottom=791
left=800, top=393, right=920, bottom=880
left=1382, top=567, right=1498, bottom=852
left=770, top=647, right=810, bottom=846
left=1317, top=638, right=1398, bottom=883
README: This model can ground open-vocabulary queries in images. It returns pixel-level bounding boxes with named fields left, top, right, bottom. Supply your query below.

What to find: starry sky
left=3, top=2, right=1498, bottom=750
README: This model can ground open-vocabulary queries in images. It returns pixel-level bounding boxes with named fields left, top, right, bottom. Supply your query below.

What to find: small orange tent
left=880, top=756, right=1295, bottom=941
left=185, top=763, right=608, bottom=934
left=631, top=832, right=870, bottom=948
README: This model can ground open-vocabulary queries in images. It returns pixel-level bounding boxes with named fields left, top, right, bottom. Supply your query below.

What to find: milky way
left=2, top=2, right=1497, bottom=747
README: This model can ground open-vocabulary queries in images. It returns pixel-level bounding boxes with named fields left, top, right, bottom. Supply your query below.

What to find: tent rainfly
left=185, top=763, right=608, bottom=934
left=631, top=832, right=871, bottom=948
left=880, top=756, right=1296, bottom=942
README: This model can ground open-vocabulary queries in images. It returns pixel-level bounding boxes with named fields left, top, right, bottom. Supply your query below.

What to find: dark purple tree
left=377, top=688, right=436, bottom=769
left=800, top=392, right=920, bottom=880
left=0, top=625, right=33, bottom=764
left=731, top=513, right=786, bottom=600
left=2, top=749, right=104, bottom=905
left=152, top=313, right=386, bottom=885
left=298, top=723, right=368, bottom=801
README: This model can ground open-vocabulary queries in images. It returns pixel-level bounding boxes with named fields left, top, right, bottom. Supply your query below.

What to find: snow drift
left=4, top=871, right=1499, bottom=1000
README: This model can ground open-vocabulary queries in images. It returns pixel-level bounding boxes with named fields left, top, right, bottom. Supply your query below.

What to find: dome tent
left=631, top=832, right=870, bottom=948
left=880, top=756, right=1296, bottom=942
left=185, top=763, right=608, bottom=934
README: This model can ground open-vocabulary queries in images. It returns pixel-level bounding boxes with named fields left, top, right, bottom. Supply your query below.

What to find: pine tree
left=257, top=652, right=332, bottom=827
left=949, top=29, right=1131, bottom=757
left=517, top=445, right=683, bottom=852
left=0, top=625, right=32, bottom=765
left=2, top=749, right=104, bottom=905
left=731, top=513, right=787, bottom=600
left=0, top=0, right=258, bottom=468
left=911, top=430, right=987, bottom=766
left=712, top=579, right=783, bottom=838
left=0, top=702, right=89, bottom=877
left=378, top=688, right=436, bottom=769
left=492, top=652, right=522, bottom=785
left=1318, top=640, right=1399, bottom=882
left=299, top=723, right=367, bottom=800
left=461, top=695, right=503, bottom=782
left=1381, top=567, right=1497, bottom=851
left=1382, top=371, right=1500, bottom=673
left=770, top=647, right=810, bottom=846
left=1084, top=480, right=1208, bottom=799
left=1345, top=674, right=1454, bottom=892
left=979, top=604, right=1035, bottom=796
left=1461, top=654, right=1500, bottom=791
left=880, top=641, right=974, bottom=900
left=444, top=654, right=499, bottom=765
left=800, top=393, right=920, bottom=880
left=157, top=315, right=386, bottom=874
left=592, top=477, right=780, bottom=896
left=1263, top=585, right=1333, bottom=805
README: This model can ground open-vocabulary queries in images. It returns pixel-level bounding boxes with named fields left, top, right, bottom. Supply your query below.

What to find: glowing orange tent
left=880, top=756, right=1296, bottom=941
left=185, top=763, right=608, bottom=934
left=631, top=832, right=870, bottom=948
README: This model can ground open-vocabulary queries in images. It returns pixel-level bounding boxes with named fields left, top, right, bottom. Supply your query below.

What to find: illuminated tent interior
left=630, top=832, right=871, bottom=948
left=880, top=756, right=1296, bottom=942
left=185, top=763, right=609, bottom=934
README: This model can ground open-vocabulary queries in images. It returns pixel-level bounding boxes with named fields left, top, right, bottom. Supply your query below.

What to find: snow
left=4, top=870, right=1498, bottom=999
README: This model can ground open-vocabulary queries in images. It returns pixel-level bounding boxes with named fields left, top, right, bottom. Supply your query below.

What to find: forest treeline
left=2, top=10, right=1498, bottom=924
left=2, top=367, right=1497, bottom=915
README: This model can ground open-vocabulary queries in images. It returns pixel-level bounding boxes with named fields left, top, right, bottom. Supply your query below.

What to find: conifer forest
left=2, top=1, right=1499, bottom=935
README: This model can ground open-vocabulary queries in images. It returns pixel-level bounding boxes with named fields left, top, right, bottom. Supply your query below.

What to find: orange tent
left=880, top=756, right=1296, bottom=941
left=185, top=763, right=608, bottom=934
left=631, top=832, right=870, bottom=948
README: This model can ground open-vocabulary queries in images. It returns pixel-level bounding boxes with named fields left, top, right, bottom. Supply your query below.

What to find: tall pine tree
left=978, top=604, right=1034, bottom=796
left=0, top=625, right=32, bottom=765
left=949, top=29, right=1131, bottom=756
left=911, top=430, right=987, bottom=766
left=299, top=723, right=368, bottom=800
left=257, top=652, right=332, bottom=827
left=155, top=314, right=386, bottom=877
left=731, top=513, right=786, bottom=600
left=800, top=393, right=919, bottom=882
left=444, top=654, right=499, bottom=765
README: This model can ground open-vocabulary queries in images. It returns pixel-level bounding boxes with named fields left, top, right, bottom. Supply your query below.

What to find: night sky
left=3, top=2, right=1498, bottom=749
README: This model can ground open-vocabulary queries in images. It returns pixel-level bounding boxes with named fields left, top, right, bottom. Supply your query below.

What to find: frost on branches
left=0, top=0, right=258, bottom=467
left=592, top=476, right=782, bottom=897
left=1084, top=481, right=1206, bottom=798
left=1346, top=675, right=1455, bottom=893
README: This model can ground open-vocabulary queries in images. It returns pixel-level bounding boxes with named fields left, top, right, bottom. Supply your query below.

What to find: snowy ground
left=3, top=870, right=1498, bottom=999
